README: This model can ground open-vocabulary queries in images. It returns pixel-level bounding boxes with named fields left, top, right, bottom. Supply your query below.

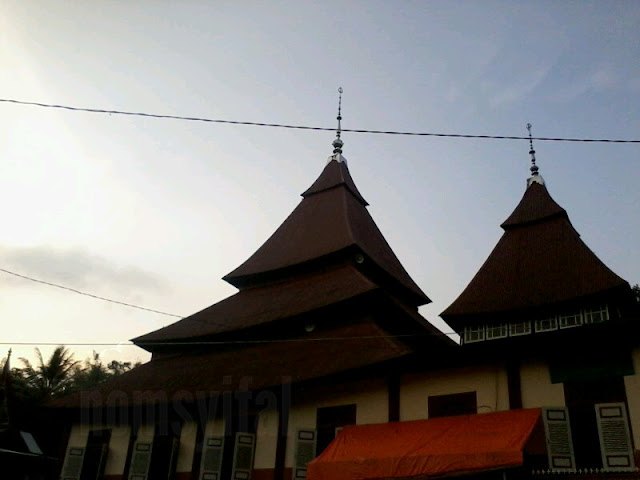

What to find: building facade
left=52, top=138, right=640, bottom=480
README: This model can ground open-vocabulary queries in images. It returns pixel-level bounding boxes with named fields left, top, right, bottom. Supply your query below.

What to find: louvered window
left=230, top=432, right=256, bottom=480
left=535, top=317, right=558, bottom=332
left=61, top=447, right=85, bottom=480
left=542, top=407, right=576, bottom=471
left=486, top=323, right=508, bottom=340
left=463, top=325, right=485, bottom=343
left=200, top=436, right=224, bottom=480
left=584, top=305, right=609, bottom=324
left=595, top=403, right=635, bottom=470
left=293, top=430, right=317, bottom=480
left=509, top=320, right=531, bottom=336
left=128, top=442, right=152, bottom=480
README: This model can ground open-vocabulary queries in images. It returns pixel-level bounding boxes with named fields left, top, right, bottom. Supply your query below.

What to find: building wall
left=400, top=365, right=509, bottom=421
left=285, top=378, right=388, bottom=469
left=176, top=421, right=198, bottom=475
left=104, top=425, right=131, bottom=478
left=255, top=408, right=279, bottom=470
left=520, top=360, right=565, bottom=408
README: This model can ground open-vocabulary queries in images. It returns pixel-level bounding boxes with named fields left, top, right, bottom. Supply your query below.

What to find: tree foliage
left=633, top=284, right=640, bottom=303
left=13, top=346, right=138, bottom=401
left=19, top=346, right=78, bottom=400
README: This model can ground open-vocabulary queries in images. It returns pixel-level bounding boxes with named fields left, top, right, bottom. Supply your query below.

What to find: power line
left=1, top=98, right=638, bottom=144
left=0, top=331, right=461, bottom=349
left=0, top=268, right=183, bottom=318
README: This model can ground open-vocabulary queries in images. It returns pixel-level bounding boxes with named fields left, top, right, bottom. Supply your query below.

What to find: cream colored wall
left=520, top=360, right=565, bottom=408
left=176, top=422, right=198, bottom=473
left=204, top=417, right=225, bottom=438
left=66, top=424, right=90, bottom=449
left=255, top=409, right=279, bottom=469
left=285, top=380, right=388, bottom=468
left=624, top=346, right=640, bottom=448
left=136, top=424, right=155, bottom=444
left=104, top=425, right=131, bottom=476
left=400, top=366, right=509, bottom=421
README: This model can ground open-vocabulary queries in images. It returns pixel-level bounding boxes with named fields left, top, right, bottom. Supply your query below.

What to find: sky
left=1, top=1, right=639, bottom=368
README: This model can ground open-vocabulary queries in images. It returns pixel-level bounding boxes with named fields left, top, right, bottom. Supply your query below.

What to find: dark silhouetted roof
left=134, top=264, right=380, bottom=343
left=442, top=181, right=628, bottom=329
left=52, top=322, right=411, bottom=408
left=224, top=159, right=429, bottom=304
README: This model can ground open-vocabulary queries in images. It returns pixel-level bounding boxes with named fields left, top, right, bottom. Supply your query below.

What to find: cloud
left=0, top=245, right=167, bottom=295
left=550, top=65, right=621, bottom=102
left=488, top=67, right=550, bottom=108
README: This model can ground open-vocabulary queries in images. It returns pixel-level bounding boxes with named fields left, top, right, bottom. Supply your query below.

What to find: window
left=559, top=312, right=582, bottom=329
left=82, top=429, right=111, bottom=480
left=316, top=404, right=356, bottom=456
left=148, top=422, right=181, bottom=480
left=509, top=320, right=531, bottom=336
left=486, top=323, right=508, bottom=340
left=428, top=392, right=477, bottom=418
left=221, top=414, right=257, bottom=480
left=463, top=325, right=485, bottom=344
left=584, top=305, right=609, bottom=324
left=562, top=377, right=634, bottom=471
left=535, top=317, right=558, bottom=332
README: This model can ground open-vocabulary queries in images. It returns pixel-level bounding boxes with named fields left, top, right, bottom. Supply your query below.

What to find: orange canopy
left=308, top=408, right=542, bottom=480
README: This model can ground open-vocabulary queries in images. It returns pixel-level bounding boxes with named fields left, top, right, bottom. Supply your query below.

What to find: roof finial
left=332, top=87, right=344, bottom=155
left=527, top=123, right=539, bottom=177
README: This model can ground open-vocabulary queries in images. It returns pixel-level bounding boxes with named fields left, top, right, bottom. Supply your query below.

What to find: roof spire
left=332, top=87, right=344, bottom=155
left=526, top=123, right=544, bottom=187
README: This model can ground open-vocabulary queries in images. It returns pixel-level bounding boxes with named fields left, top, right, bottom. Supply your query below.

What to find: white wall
left=400, top=365, right=509, bottom=421
left=285, top=378, right=388, bottom=468
left=520, top=360, right=565, bottom=408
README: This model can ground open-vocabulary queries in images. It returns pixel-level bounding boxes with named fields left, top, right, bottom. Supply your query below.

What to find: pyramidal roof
left=134, top=151, right=431, bottom=347
left=441, top=176, right=629, bottom=329
left=224, top=154, right=429, bottom=305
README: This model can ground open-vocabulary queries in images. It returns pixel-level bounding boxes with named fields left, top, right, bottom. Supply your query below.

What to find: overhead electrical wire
left=1, top=98, right=639, bottom=143
left=0, top=330, right=462, bottom=349
left=0, top=267, right=182, bottom=318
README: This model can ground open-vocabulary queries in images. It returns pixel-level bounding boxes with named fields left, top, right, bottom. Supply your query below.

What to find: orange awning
left=308, top=408, right=542, bottom=480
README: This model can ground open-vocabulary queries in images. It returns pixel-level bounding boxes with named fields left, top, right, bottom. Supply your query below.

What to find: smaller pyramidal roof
left=442, top=146, right=629, bottom=330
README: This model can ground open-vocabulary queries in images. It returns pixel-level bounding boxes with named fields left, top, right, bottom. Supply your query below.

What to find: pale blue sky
left=1, top=1, right=639, bottom=365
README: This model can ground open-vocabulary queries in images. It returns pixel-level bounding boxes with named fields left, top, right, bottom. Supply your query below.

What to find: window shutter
left=128, top=441, right=153, bottom=480
left=293, top=429, right=317, bottom=480
left=61, top=447, right=85, bottom=480
left=200, top=436, right=224, bottom=480
left=542, top=407, right=575, bottom=471
left=595, top=402, right=635, bottom=470
left=231, top=432, right=256, bottom=480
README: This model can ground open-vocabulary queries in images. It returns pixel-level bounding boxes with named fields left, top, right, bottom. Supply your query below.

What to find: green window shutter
left=231, top=432, right=256, bottom=480
left=595, top=402, right=636, bottom=470
left=200, top=436, right=224, bottom=480
left=293, top=429, right=317, bottom=480
left=542, top=407, right=575, bottom=471
left=61, top=446, right=85, bottom=480
left=128, top=441, right=153, bottom=480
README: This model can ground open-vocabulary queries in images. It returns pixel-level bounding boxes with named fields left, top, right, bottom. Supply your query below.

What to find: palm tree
left=20, top=346, right=79, bottom=398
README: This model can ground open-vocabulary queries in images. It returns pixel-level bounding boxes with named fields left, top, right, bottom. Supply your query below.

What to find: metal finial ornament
left=527, top=123, right=539, bottom=176
left=332, top=87, right=344, bottom=154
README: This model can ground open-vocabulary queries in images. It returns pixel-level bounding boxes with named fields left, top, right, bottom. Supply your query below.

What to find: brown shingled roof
left=442, top=181, right=628, bottom=329
left=52, top=322, right=411, bottom=408
left=224, top=158, right=428, bottom=304
left=133, top=264, right=380, bottom=344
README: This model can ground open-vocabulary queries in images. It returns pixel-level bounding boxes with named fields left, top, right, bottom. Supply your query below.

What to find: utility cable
left=0, top=268, right=183, bottom=318
left=1, top=98, right=638, bottom=144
